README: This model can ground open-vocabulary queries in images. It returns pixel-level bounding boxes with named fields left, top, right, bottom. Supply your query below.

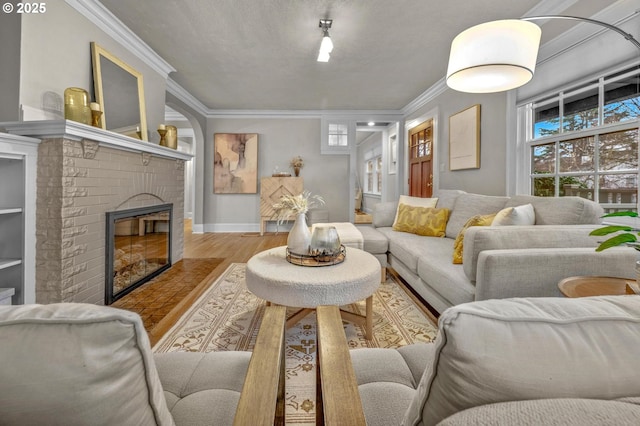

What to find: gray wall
left=18, top=1, right=166, bottom=141
left=405, top=91, right=508, bottom=196
left=204, top=117, right=350, bottom=231
left=0, top=12, right=21, bottom=121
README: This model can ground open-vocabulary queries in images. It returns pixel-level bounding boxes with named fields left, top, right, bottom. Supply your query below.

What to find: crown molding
left=65, top=0, right=175, bottom=78
left=166, top=78, right=209, bottom=117
left=205, top=109, right=403, bottom=119
left=529, top=0, right=640, bottom=64
left=401, top=77, right=448, bottom=117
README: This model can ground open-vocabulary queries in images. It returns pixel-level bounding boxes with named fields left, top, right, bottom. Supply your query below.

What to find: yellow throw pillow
left=392, top=195, right=439, bottom=228
left=452, top=213, right=497, bottom=264
left=393, top=204, right=450, bottom=237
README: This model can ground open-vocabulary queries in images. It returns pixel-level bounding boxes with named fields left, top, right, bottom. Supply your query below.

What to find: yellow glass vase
left=64, top=88, right=91, bottom=125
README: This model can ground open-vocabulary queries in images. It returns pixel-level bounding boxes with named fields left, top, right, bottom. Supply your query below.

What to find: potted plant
left=589, top=211, right=640, bottom=251
left=273, top=190, right=324, bottom=254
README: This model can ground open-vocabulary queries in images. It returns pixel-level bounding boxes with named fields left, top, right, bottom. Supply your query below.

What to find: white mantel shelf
left=0, top=120, right=193, bottom=161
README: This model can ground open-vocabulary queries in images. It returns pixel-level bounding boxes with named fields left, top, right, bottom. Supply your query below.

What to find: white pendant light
left=446, top=19, right=541, bottom=93
left=317, top=19, right=333, bottom=62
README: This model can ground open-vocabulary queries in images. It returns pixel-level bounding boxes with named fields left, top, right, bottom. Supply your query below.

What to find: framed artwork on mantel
left=449, top=104, right=480, bottom=170
left=213, top=133, right=258, bottom=193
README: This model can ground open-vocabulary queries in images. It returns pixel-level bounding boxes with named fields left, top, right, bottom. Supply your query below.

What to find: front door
left=408, top=119, right=433, bottom=197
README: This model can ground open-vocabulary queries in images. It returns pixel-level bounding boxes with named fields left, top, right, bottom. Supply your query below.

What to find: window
left=328, top=123, right=348, bottom=147
left=364, top=156, right=382, bottom=195
left=524, top=65, right=640, bottom=212
left=321, top=118, right=353, bottom=154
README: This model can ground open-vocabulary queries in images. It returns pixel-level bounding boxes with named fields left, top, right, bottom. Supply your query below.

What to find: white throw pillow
left=392, top=195, right=438, bottom=228
left=491, top=203, right=535, bottom=226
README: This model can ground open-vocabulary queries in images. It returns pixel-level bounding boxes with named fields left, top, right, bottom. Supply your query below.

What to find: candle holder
left=158, top=128, right=167, bottom=146
left=91, top=109, right=103, bottom=128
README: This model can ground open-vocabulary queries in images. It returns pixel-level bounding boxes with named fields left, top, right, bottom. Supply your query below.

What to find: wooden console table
left=259, top=176, right=303, bottom=235
left=558, top=276, right=640, bottom=298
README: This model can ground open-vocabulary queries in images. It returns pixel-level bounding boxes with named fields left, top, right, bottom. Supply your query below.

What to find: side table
left=558, top=276, right=640, bottom=298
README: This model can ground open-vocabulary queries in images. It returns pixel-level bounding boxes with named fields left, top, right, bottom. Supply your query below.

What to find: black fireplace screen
left=105, top=204, right=172, bottom=304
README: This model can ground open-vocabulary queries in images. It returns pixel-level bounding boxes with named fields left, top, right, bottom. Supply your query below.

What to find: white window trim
left=515, top=63, right=640, bottom=211
left=321, top=117, right=354, bottom=155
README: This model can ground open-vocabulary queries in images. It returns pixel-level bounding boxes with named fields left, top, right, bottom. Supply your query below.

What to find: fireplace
left=105, top=204, right=173, bottom=304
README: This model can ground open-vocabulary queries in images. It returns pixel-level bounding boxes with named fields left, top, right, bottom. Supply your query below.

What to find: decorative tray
left=272, top=172, right=291, bottom=177
left=286, top=245, right=346, bottom=267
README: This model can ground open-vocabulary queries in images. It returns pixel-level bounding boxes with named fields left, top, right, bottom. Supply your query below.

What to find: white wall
left=0, top=11, right=20, bottom=121
left=18, top=1, right=167, bottom=142
left=204, top=117, right=350, bottom=232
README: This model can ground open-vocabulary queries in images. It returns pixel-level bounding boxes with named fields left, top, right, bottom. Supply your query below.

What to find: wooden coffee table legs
left=273, top=295, right=374, bottom=340
left=339, top=296, right=373, bottom=340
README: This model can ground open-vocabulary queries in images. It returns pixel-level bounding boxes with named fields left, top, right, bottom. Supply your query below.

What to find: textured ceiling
left=98, top=0, right=606, bottom=111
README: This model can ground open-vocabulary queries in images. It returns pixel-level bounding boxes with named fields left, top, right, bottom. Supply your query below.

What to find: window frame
left=519, top=65, right=640, bottom=213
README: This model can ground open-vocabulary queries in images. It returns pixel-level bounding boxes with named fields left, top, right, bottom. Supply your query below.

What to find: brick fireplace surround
left=3, top=121, right=192, bottom=305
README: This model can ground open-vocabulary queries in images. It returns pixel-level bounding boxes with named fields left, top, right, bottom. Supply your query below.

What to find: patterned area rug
left=153, top=263, right=438, bottom=424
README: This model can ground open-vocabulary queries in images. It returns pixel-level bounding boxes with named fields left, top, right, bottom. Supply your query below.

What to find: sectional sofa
left=359, top=189, right=637, bottom=314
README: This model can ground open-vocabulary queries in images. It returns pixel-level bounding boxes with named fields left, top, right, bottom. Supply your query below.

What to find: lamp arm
left=522, top=15, right=640, bottom=51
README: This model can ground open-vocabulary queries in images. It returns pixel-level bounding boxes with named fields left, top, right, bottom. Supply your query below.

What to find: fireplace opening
left=105, top=204, right=172, bottom=304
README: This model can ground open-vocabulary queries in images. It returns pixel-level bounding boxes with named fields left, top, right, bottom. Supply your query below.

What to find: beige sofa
left=317, top=295, right=640, bottom=425
left=363, top=189, right=636, bottom=313
left=0, top=303, right=286, bottom=426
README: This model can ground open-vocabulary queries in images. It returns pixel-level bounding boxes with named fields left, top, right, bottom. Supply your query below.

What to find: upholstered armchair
left=0, top=303, right=286, bottom=426
left=316, top=296, right=640, bottom=425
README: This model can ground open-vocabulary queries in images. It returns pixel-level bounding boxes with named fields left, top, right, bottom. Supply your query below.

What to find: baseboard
left=203, top=223, right=261, bottom=233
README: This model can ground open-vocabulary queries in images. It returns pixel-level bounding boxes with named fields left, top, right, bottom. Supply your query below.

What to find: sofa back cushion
left=373, top=201, right=399, bottom=228
left=432, top=189, right=466, bottom=211
left=505, top=195, right=603, bottom=224
left=445, top=193, right=508, bottom=238
left=402, top=296, right=640, bottom=426
left=0, top=303, right=175, bottom=426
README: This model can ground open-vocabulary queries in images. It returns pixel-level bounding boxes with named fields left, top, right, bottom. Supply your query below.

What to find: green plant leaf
left=589, top=225, right=634, bottom=236
left=595, top=233, right=638, bottom=251
left=602, top=211, right=638, bottom=218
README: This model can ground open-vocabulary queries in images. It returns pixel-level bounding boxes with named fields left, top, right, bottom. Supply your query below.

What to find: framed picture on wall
left=213, top=133, right=258, bottom=193
left=449, top=104, right=480, bottom=170
left=388, top=133, right=397, bottom=175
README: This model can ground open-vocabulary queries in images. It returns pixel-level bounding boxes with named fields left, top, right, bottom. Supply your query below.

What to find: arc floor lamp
left=446, top=15, right=640, bottom=93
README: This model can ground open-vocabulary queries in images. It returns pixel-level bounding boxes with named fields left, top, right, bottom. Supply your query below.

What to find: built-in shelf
left=0, top=259, right=22, bottom=270
left=0, top=208, right=22, bottom=215
left=0, top=132, right=40, bottom=304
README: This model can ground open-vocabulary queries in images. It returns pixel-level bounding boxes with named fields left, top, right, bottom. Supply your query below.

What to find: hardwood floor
left=114, top=219, right=287, bottom=345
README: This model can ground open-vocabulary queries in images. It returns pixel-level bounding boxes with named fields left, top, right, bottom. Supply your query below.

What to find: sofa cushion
left=356, top=224, right=388, bottom=254
left=351, top=344, right=433, bottom=426
left=445, top=193, right=508, bottom=238
left=417, top=250, right=475, bottom=307
left=154, top=352, right=251, bottom=425
left=438, top=398, right=640, bottom=426
left=452, top=213, right=496, bottom=264
left=393, top=205, right=449, bottom=237
left=378, top=227, right=453, bottom=274
left=373, top=201, right=399, bottom=228
left=0, top=303, right=175, bottom=426
left=402, top=296, right=640, bottom=426
left=392, top=195, right=438, bottom=228
left=505, top=195, right=603, bottom=224
left=491, top=203, right=535, bottom=226
left=432, top=189, right=466, bottom=211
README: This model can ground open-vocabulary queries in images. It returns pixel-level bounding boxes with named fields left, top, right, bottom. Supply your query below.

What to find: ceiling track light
left=317, top=19, right=333, bottom=62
